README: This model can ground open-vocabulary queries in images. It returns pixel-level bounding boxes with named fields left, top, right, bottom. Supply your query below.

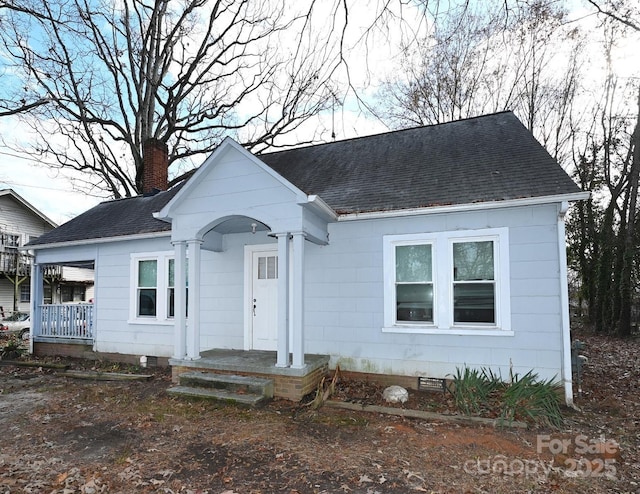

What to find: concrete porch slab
left=169, top=349, right=329, bottom=377
left=168, top=349, right=330, bottom=401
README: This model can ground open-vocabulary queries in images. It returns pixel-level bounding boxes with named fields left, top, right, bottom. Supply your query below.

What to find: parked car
left=0, top=312, right=30, bottom=340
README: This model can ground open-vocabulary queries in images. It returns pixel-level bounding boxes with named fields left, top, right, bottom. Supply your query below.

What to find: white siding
left=169, top=147, right=306, bottom=240
left=0, top=194, right=56, bottom=312
left=37, top=201, right=567, bottom=383
left=94, top=237, right=174, bottom=356
left=70, top=233, right=277, bottom=358
left=0, top=195, right=54, bottom=243
left=0, top=280, right=15, bottom=314
left=60, top=267, right=94, bottom=282
left=301, top=203, right=565, bottom=381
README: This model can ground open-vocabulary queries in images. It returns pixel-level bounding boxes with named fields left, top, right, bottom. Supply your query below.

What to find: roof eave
left=301, top=194, right=338, bottom=222
left=26, top=230, right=171, bottom=251
left=0, top=189, right=58, bottom=228
left=336, top=191, right=591, bottom=221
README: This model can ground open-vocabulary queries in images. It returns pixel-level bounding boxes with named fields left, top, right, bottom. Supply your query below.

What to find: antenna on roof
left=328, top=85, right=338, bottom=141
left=331, top=107, right=336, bottom=140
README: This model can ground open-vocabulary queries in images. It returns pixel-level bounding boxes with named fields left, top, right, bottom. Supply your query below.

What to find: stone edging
left=58, top=370, right=153, bottom=381
left=325, top=400, right=528, bottom=429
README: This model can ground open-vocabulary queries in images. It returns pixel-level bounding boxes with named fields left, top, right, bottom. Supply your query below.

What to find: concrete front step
left=167, top=385, right=267, bottom=406
left=178, top=371, right=274, bottom=398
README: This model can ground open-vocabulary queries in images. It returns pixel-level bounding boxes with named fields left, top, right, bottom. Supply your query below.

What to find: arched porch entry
left=170, top=213, right=323, bottom=370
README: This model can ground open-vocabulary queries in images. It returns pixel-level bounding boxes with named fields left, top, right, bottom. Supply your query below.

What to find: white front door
left=250, top=249, right=278, bottom=350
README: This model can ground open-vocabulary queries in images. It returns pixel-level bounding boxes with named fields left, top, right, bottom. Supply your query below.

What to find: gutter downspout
left=557, top=201, right=574, bottom=407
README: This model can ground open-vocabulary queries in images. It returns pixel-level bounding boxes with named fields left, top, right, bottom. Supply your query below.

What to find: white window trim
left=129, top=251, right=175, bottom=325
left=383, top=227, right=512, bottom=336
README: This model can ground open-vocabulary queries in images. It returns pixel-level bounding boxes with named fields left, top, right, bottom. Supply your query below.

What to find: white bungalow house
left=27, top=112, right=588, bottom=403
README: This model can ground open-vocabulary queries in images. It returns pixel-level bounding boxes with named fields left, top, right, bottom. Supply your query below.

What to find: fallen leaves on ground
left=0, top=328, right=638, bottom=493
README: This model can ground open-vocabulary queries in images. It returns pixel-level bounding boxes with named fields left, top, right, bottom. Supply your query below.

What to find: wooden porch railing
left=0, top=252, right=62, bottom=279
left=0, top=251, right=31, bottom=276
left=38, top=303, right=94, bottom=340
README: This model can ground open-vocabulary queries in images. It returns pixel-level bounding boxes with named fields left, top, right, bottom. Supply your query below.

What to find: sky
left=0, top=0, right=637, bottom=226
left=0, top=0, right=402, bottom=225
left=0, top=147, right=102, bottom=226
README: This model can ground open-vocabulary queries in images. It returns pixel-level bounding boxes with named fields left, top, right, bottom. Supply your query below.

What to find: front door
left=250, top=248, right=278, bottom=350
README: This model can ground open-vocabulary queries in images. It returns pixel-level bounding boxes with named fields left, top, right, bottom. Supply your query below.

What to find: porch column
left=29, top=261, right=44, bottom=354
left=291, top=232, right=306, bottom=368
left=172, top=240, right=187, bottom=359
left=275, top=233, right=290, bottom=367
left=186, top=239, right=202, bottom=360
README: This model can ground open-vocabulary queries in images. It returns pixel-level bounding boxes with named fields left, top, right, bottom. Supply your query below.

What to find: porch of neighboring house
left=0, top=249, right=62, bottom=313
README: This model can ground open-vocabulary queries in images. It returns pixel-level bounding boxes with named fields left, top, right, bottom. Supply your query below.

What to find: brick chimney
left=142, top=138, right=168, bottom=194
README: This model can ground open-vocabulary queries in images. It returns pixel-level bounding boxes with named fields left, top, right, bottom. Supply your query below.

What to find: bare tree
left=0, top=0, right=413, bottom=198
left=586, top=0, right=640, bottom=32
left=376, top=2, right=508, bottom=127
left=568, top=0, right=640, bottom=336
left=375, top=0, right=585, bottom=164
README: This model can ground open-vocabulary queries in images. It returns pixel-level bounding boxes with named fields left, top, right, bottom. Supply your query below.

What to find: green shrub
left=450, top=366, right=564, bottom=428
left=0, top=336, right=26, bottom=360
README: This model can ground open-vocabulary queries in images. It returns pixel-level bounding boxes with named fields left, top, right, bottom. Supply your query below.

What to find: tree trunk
left=594, top=206, right=617, bottom=332
left=617, top=90, right=640, bottom=336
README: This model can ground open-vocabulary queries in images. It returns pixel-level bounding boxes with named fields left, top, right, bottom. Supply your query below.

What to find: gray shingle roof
left=29, top=111, right=580, bottom=247
left=259, top=111, right=580, bottom=214
left=28, top=183, right=184, bottom=247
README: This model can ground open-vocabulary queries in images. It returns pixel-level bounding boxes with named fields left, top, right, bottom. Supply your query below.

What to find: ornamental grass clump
left=450, top=366, right=564, bottom=428
left=499, top=369, right=564, bottom=428
left=449, top=367, right=501, bottom=415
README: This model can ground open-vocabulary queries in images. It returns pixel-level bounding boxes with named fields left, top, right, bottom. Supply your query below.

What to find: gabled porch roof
left=154, top=137, right=336, bottom=246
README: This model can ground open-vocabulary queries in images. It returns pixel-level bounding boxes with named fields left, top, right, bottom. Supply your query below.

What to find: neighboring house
left=0, top=189, right=57, bottom=314
left=0, top=189, right=95, bottom=318
left=27, top=112, right=588, bottom=403
left=49, top=266, right=96, bottom=305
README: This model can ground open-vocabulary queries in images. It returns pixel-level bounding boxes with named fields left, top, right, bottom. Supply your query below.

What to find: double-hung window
left=166, top=258, right=189, bottom=318
left=452, top=240, right=496, bottom=324
left=131, top=252, right=185, bottom=323
left=384, top=228, right=510, bottom=334
left=167, top=258, right=175, bottom=318
left=395, top=243, right=434, bottom=323
left=137, top=259, right=158, bottom=316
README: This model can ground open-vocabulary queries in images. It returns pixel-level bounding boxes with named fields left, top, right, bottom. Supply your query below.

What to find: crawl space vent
left=417, top=377, right=446, bottom=392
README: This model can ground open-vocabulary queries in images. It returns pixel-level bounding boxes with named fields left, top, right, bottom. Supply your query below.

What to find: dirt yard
left=0, top=330, right=638, bottom=493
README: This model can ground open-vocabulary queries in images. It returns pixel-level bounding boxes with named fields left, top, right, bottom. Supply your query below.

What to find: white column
left=29, top=260, right=44, bottom=354
left=172, top=240, right=187, bottom=359
left=291, top=232, right=306, bottom=368
left=186, top=239, right=202, bottom=360
left=275, top=233, right=290, bottom=367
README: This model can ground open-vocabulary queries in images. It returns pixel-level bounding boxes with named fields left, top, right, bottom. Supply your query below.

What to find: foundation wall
left=33, top=342, right=170, bottom=367
left=172, top=362, right=329, bottom=401
left=336, top=370, right=419, bottom=390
